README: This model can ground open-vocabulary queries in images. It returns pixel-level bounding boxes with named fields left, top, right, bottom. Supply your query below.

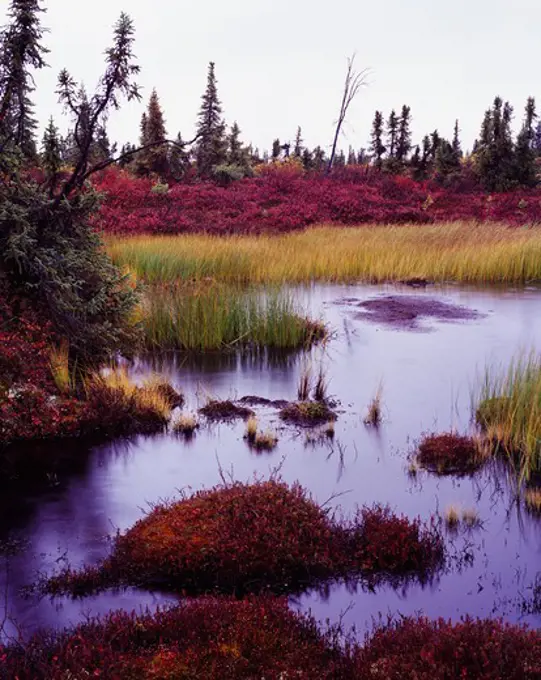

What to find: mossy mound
left=279, top=400, right=336, bottom=426
left=3, top=600, right=541, bottom=679
left=416, top=432, right=487, bottom=476
left=45, top=481, right=443, bottom=597
left=199, top=399, right=254, bottom=421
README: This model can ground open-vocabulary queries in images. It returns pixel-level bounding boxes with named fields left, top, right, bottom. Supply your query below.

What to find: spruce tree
left=140, top=88, right=168, bottom=176
left=293, top=126, right=303, bottom=158
left=312, top=146, right=326, bottom=172
left=139, top=111, right=148, bottom=145
left=369, top=110, right=385, bottom=169
left=0, top=0, right=48, bottom=161
left=396, top=105, right=412, bottom=164
left=347, top=145, right=356, bottom=165
left=41, top=115, right=61, bottom=178
left=301, top=147, right=313, bottom=170
left=271, top=138, right=281, bottom=161
left=195, top=61, right=226, bottom=178
left=227, top=121, right=243, bottom=165
left=386, top=110, right=398, bottom=158
left=452, top=119, right=462, bottom=158
left=515, top=97, right=537, bottom=187
left=168, top=131, right=190, bottom=179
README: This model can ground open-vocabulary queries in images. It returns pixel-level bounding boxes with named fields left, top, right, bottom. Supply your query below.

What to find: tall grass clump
left=476, top=352, right=541, bottom=478
left=142, top=284, right=325, bottom=352
left=108, top=223, right=541, bottom=286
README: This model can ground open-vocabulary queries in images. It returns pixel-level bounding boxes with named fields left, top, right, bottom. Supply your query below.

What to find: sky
left=9, top=0, right=541, bottom=155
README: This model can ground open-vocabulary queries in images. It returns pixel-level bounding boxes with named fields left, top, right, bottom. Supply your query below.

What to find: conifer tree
left=137, top=88, right=169, bottom=176
left=312, top=146, right=325, bottom=172
left=396, top=105, right=412, bottom=163
left=139, top=111, right=148, bottom=145
left=301, top=147, right=313, bottom=170
left=293, top=126, right=303, bottom=158
left=227, top=121, right=243, bottom=165
left=347, top=145, right=356, bottom=165
left=0, top=0, right=48, bottom=161
left=41, top=115, right=61, bottom=178
left=271, top=138, right=281, bottom=161
left=452, top=119, right=462, bottom=158
left=195, top=61, right=226, bottom=177
left=515, top=97, right=537, bottom=187
left=168, top=131, right=189, bottom=179
left=369, top=110, right=385, bottom=169
left=386, top=110, right=398, bottom=158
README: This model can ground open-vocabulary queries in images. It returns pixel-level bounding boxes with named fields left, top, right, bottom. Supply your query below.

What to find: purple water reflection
left=1, top=284, right=540, bottom=641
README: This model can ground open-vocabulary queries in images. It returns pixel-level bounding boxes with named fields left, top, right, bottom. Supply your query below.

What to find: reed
left=476, top=352, right=541, bottom=478
left=142, top=284, right=325, bottom=352
left=107, top=223, right=541, bottom=285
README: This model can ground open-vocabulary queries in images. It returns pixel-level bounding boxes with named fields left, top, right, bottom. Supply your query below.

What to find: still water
left=1, top=283, right=540, bottom=642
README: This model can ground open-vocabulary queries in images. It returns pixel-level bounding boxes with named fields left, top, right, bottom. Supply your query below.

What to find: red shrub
left=91, top=167, right=541, bottom=236
left=2, top=601, right=540, bottom=679
left=44, top=480, right=444, bottom=597
left=352, top=616, right=541, bottom=679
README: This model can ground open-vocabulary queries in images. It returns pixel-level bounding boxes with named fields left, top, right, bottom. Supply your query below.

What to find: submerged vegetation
left=108, top=223, right=541, bottom=286
left=44, top=480, right=444, bottom=596
left=142, top=284, right=326, bottom=351
left=476, top=352, right=541, bottom=477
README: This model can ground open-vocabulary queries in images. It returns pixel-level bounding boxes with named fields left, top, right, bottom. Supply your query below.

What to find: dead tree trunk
left=327, top=55, right=369, bottom=174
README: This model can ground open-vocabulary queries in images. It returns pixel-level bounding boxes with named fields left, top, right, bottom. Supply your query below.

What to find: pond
left=1, top=283, right=540, bottom=642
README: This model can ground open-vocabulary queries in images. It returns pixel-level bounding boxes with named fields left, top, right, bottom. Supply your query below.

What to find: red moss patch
left=2, top=600, right=540, bottom=680
left=352, top=616, right=541, bottom=679
left=417, top=432, right=486, bottom=476
left=44, top=480, right=444, bottom=597
left=0, top=597, right=347, bottom=680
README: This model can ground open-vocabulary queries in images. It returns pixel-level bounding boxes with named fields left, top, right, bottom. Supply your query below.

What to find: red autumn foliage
left=417, top=432, right=487, bottom=476
left=44, top=480, right=444, bottom=596
left=91, top=166, right=541, bottom=236
left=352, top=616, right=541, bottom=679
left=2, top=598, right=540, bottom=679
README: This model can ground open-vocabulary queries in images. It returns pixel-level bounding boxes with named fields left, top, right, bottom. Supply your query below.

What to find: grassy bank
left=142, top=284, right=325, bottom=351
left=476, top=353, right=541, bottom=478
left=107, top=223, right=541, bottom=285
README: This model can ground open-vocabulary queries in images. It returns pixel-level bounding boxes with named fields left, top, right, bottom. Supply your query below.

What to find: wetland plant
left=297, top=364, right=313, bottom=401
left=5, top=598, right=541, bottom=679
left=416, top=432, right=488, bottom=476
left=364, top=384, right=383, bottom=426
left=280, top=401, right=336, bottom=426
left=476, top=352, right=541, bottom=479
left=172, top=412, right=199, bottom=437
left=142, top=284, right=326, bottom=352
left=199, top=399, right=255, bottom=421
left=43, top=480, right=444, bottom=597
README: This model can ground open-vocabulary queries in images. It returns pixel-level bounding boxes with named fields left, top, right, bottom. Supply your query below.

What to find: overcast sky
left=11, top=0, right=541, bottom=154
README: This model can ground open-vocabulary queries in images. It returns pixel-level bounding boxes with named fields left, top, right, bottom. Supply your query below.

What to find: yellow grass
left=90, top=367, right=173, bottom=421
left=49, top=340, right=71, bottom=394
left=107, top=223, right=541, bottom=285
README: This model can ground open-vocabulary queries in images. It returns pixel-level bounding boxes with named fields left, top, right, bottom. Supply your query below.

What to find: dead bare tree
left=327, top=54, right=369, bottom=173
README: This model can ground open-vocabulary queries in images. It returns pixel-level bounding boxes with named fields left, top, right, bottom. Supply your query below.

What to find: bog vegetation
left=108, top=223, right=541, bottom=285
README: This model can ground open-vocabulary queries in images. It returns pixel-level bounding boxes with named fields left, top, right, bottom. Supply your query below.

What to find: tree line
left=3, top=1, right=541, bottom=192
